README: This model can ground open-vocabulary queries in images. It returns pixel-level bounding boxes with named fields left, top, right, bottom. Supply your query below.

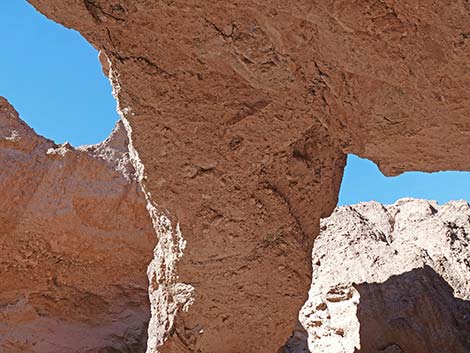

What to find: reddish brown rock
left=9, top=0, right=470, bottom=352
left=0, top=97, right=155, bottom=353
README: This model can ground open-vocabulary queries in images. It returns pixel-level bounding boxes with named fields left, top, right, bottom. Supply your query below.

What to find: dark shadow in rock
left=353, top=266, right=470, bottom=353
left=281, top=320, right=309, bottom=353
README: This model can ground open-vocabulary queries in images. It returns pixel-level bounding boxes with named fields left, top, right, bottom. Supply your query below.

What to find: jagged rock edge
left=103, top=52, right=195, bottom=352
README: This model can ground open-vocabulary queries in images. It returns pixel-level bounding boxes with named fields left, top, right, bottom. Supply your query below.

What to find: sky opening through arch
left=3, top=3, right=470, bottom=206
left=0, top=2, right=118, bottom=147
left=339, top=155, right=470, bottom=206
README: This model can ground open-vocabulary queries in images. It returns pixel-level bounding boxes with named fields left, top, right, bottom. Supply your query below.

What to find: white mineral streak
left=5, top=130, right=20, bottom=142
left=103, top=52, right=195, bottom=352
left=46, top=142, right=72, bottom=157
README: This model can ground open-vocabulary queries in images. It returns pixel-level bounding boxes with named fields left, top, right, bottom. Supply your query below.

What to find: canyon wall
left=3, top=1, right=470, bottom=352
left=0, top=97, right=155, bottom=353
left=296, top=199, right=470, bottom=353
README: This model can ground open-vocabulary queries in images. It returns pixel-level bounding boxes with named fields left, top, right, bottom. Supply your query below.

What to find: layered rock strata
left=9, top=0, right=470, bottom=351
left=298, top=199, right=470, bottom=353
left=0, top=97, right=155, bottom=353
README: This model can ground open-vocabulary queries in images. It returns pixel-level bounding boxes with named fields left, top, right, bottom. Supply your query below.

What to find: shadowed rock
left=0, top=97, right=155, bottom=353
left=354, top=266, right=470, bottom=353
left=298, top=199, right=470, bottom=353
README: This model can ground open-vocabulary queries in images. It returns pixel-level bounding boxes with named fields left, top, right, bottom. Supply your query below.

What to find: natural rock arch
left=6, top=1, right=470, bottom=352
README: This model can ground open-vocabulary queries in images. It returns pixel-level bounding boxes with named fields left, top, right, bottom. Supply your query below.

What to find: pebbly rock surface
left=22, top=1, right=470, bottom=352
left=0, top=97, right=156, bottom=353
left=22, top=0, right=470, bottom=353
left=296, top=199, right=470, bottom=353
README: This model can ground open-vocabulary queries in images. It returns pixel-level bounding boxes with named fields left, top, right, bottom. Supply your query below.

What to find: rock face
left=0, top=97, right=156, bottom=353
left=298, top=199, right=470, bottom=353
left=19, top=0, right=470, bottom=352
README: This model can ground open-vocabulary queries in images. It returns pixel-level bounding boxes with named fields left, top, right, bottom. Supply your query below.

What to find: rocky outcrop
left=298, top=199, right=470, bottom=353
left=0, top=97, right=156, bottom=353
left=20, top=0, right=470, bottom=351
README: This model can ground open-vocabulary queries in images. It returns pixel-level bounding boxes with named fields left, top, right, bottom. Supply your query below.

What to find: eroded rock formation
left=4, top=0, right=470, bottom=351
left=298, top=199, right=470, bottom=353
left=0, top=97, right=155, bottom=353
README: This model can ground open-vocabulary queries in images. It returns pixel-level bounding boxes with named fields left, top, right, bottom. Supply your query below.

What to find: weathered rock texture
left=298, top=199, right=470, bottom=353
left=0, top=97, right=156, bottom=353
left=6, top=0, right=470, bottom=351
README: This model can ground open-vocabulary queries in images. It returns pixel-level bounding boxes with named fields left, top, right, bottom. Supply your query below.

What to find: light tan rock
left=0, top=97, right=156, bottom=353
left=299, top=199, right=470, bottom=353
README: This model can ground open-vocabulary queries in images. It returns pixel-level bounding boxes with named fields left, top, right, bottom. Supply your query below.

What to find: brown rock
left=299, top=199, right=470, bottom=353
left=0, top=97, right=155, bottom=353
left=379, top=346, right=404, bottom=353
left=8, top=0, right=470, bottom=351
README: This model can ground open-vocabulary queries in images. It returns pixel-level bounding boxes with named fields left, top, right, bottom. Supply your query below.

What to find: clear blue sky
left=0, top=1, right=117, bottom=146
left=2, top=2, right=470, bottom=206
left=339, top=155, right=470, bottom=205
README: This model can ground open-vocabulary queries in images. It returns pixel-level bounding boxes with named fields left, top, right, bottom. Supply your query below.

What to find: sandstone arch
left=4, top=1, right=470, bottom=352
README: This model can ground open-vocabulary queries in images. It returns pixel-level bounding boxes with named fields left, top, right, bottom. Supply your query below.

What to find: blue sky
left=339, top=155, right=470, bottom=205
left=0, top=2, right=117, bottom=146
left=2, top=2, right=470, bottom=206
